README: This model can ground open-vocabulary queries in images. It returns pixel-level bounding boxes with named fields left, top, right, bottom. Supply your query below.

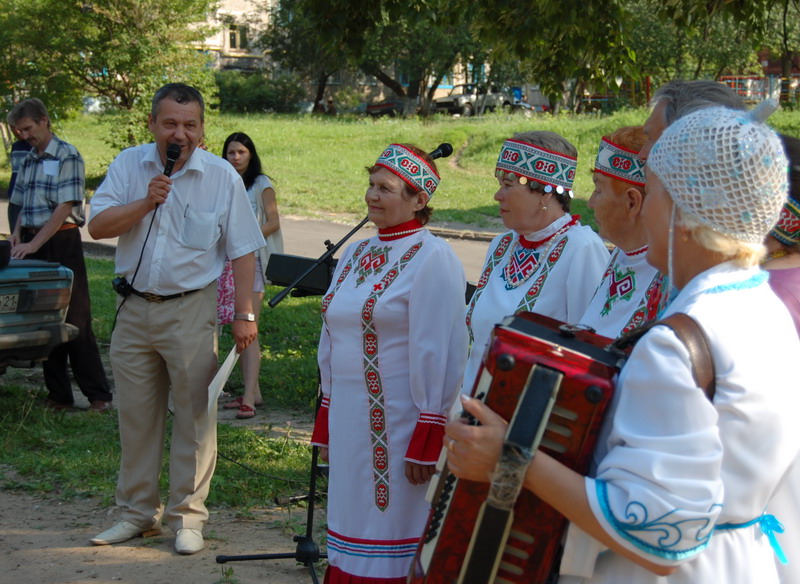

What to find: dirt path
left=0, top=489, right=326, bottom=584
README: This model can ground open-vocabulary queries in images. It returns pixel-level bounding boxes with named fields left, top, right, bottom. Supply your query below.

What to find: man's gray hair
left=8, top=98, right=50, bottom=128
left=651, top=80, right=746, bottom=126
left=151, top=83, right=205, bottom=121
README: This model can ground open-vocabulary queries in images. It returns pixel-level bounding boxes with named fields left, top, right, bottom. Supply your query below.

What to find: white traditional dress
left=558, top=262, right=800, bottom=583
left=462, top=213, right=608, bottom=392
left=312, top=222, right=469, bottom=583
left=578, top=246, right=667, bottom=338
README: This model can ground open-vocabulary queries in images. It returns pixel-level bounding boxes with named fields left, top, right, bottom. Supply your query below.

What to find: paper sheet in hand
left=208, top=348, right=240, bottom=416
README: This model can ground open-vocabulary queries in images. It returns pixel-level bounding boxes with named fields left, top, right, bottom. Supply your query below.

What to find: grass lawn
left=0, top=256, right=321, bottom=508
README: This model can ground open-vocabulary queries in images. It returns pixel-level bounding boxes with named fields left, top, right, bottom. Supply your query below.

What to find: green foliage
left=626, top=0, right=762, bottom=85
left=0, top=0, right=217, bottom=133
left=334, top=87, right=366, bottom=113
left=215, top=71, right=306, bottom=114
left=459, top=1, right=639, bottom=107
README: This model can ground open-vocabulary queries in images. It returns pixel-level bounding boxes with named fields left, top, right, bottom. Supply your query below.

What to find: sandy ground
left=0, top=489, right=327, bottom=584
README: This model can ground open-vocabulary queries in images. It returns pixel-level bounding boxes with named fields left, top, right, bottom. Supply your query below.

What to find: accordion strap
left=615, top=313, right=716, bottom=402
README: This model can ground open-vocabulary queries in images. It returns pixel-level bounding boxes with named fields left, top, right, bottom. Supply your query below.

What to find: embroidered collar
left=520, top=214, right=579, bottom=248
left=623, top=245, right=648, bottom=257
left=378, top=218, right=424, bottom=241
left=503, top=215, right=577, bottom=288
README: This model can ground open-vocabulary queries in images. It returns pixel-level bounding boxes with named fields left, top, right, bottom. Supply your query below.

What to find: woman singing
left=311, top=144, right=469, bottom=583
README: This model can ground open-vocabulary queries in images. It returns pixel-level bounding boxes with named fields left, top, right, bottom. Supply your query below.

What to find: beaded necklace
left=378, top=219, right=425, bottom=241
left=503, top=216, right=578, bottom=288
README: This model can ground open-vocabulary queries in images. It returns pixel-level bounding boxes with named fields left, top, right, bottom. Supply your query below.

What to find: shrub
left=215, top=71, right=305, bottom=114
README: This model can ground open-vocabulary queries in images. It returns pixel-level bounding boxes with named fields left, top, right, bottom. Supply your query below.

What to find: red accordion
left=408, top=312, right=624, bottom=584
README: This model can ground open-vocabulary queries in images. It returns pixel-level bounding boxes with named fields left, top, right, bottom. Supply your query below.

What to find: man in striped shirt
left=8, top=98, right=112, bottom=413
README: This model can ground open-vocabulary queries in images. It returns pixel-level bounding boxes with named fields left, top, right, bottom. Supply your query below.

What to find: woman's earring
left=542, top=205, right=548, bottom=211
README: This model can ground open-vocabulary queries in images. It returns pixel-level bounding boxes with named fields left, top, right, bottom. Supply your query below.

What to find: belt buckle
left=141, top=292, right=164, bottom=303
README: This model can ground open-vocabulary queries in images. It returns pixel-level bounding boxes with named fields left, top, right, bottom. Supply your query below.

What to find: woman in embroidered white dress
left=444, top=104, right=800, bottom=583
left=462, top=131, right=608, bottom=392
left=579, top=126, right=667, bottom=338
left=311, top=144, right=468, bottom=584
left=219, top=132, right=283, bottom=419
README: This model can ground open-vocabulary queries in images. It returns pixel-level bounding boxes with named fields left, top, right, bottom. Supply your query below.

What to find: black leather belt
left=130, top=287, right=201, bottom=303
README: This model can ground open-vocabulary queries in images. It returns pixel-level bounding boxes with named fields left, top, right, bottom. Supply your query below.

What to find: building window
left=228, top=23, right=248, bottom=50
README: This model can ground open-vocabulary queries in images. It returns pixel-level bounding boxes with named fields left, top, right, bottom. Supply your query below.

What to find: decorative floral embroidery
left=620, top=272, right=667, bottom=334
left=322, top=241, right=369, bottom=315
left=356, top=245, right=391, bottom=286
left=465, top=233, right=513, bottom=344
left=601, top=265, right=637, bottom=316
left=360, top=241, right=423, bottom=511
left=516, top=237, right=568, bottom=313
left=503, top=245, right=540, bottom=288
left=596, top=481, right=717, bottom=560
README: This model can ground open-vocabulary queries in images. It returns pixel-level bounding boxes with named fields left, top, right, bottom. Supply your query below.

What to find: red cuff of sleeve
left=405, top=412, right=447, bottom=464
left=311, top=396, right=330, bottom=447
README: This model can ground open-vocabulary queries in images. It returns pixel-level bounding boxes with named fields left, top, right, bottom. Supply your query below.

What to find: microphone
left=163, top=143, right=181, bottom=177
left=429, top=143, right=453, bottom=160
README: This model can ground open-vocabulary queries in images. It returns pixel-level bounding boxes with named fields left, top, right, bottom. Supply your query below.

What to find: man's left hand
left=231, top=319, right=257, bottom=352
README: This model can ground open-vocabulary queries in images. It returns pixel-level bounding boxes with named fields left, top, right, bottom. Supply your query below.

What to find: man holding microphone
left=88, top=83, right=265, bottom=555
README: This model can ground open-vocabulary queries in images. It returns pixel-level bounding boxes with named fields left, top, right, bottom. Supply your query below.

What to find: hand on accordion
left=444, top=395, right=509, bottom=483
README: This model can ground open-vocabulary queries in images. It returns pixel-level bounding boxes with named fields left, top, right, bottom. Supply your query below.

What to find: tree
left=627, top=0, right=762, bottom=87
left=454, top=1, right=639, bottom=110
left=259, top=0, right=349, bottom=110
left=761, top=0, right=800, bottom=78
left=357, top=17, right=476, bottom=116
left=1, top=0, right=217, bottom=144
left=267, top=0, right=478, bottom=116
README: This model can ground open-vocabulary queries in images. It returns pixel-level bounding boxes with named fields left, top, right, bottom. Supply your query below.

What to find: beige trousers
left=110, top=284, right=218, bottom=531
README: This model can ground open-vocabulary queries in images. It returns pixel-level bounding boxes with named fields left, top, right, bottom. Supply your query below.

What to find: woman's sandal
left=223, top=396, right=244, bottom=409
left=236, top=404, right=256, bottom=419
left=223, top=396, right=263, bottom=410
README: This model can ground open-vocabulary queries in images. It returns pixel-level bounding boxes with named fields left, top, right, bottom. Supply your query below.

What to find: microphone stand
left=216, top=215, right=370, bottom=583
left=267, top=216, right=369, bottom=308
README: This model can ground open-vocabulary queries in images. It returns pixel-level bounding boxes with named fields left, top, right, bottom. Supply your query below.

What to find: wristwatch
left=233, top=312, right=256, bottom=322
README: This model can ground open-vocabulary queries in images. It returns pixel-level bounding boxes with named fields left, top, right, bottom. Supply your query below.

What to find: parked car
left=432, top=84, right=513, bottom=116
left=511, top=100, right=549, bottom=117
left=366, top=96, right=422, bottom=117
left=366, top=97, right=403, bottom=117
left=0, top=241, right=78, bottom=374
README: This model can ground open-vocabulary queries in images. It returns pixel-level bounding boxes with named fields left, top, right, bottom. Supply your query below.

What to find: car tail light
left=17, top=288, right=71, bottom=312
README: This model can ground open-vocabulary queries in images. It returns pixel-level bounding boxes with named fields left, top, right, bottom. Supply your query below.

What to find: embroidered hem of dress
left=324, top=565, right=407, bottom=584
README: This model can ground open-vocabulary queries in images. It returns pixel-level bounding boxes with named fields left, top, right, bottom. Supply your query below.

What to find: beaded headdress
left=495, top=139, right=577, bottom=197
left=375, top=143, right=440, bottom=199
left=771, top=195, right=800, bottom=245
left=648, top=100, right=788, bottom=244
left=594, top=137, right=645, bottom=186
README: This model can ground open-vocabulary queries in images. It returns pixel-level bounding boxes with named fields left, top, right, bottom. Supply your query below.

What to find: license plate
left=0, top=293, right=18, bottom=314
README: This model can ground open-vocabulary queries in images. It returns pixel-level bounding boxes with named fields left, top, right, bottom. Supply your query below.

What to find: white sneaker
left=175, top=528, right=204, bottom=555
left=90, top=520, right=161, bottom=545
